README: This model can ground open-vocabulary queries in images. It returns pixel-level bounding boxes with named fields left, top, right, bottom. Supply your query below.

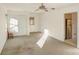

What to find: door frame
left=64, top=12, right=78, bottom=47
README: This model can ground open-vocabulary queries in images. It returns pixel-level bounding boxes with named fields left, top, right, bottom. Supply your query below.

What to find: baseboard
left=14, top=35, right=30, bottom=37
left=49, top=34, right=64, bottom=42
left=30, top=31, right=41, bottom=33
left=30, top=31, right=42, bottom=33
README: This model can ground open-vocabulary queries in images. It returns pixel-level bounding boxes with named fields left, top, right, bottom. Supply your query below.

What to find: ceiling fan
left=35, top=3, right=55, bottom=12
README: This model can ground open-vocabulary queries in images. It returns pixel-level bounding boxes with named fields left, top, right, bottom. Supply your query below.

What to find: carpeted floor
left=1, top=32, right=79, bottom=55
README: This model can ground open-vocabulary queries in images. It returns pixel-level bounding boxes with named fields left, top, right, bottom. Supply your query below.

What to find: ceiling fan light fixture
left=35, top=3, right=48, bottom=12
left=35, top=3, right=55, bottom=12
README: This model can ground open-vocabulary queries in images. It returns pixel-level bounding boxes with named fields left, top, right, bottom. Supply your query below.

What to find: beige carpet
left=1, top=32, right=79, bottom=55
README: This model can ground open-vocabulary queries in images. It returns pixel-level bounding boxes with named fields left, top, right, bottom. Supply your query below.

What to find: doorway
left=64, top=12, right=77, bottom=47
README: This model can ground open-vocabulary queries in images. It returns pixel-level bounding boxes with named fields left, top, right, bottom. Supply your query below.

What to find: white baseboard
left=49, top=33, right=64, bottom=42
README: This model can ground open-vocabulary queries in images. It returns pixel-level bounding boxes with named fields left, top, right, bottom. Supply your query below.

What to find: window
left=10, top=18, right=18, bottom=32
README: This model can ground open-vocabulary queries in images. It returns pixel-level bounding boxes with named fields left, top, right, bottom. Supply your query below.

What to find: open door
left=72, top=12, right=77, bottom=43
left=64, top=12, right=77, bottom=47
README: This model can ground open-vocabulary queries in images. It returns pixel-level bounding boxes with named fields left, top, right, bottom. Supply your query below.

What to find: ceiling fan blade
left=35, top=8, right=39, bottom=11
left=45, top=9, right=48, bottom=12
left=51, top=8, right=55, bottom=10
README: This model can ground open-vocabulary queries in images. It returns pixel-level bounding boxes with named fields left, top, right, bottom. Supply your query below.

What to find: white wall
left=41, top=10, right=64, bottom=41
left=41, top=4, right=79, bottom=48
left=29, top=13, right=41, bottom=32
left=0, top=8, right=7, bottom=53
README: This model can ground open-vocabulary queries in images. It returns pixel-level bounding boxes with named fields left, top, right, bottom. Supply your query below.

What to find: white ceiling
left=0, top=3, right=78, bottom=12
